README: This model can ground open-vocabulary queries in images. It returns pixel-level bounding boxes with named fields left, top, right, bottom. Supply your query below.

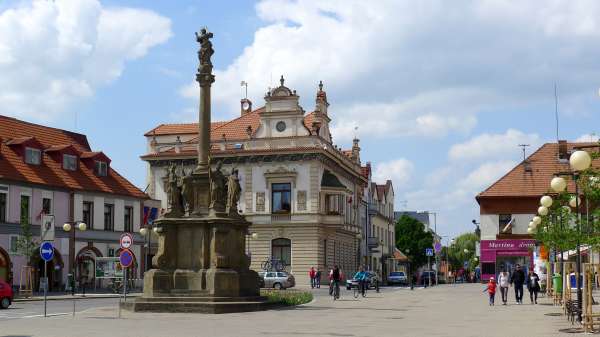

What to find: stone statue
left=165, top=164, right=183, bottom=217
left=226, top=168, right=241, bottom=216
left=209, top=161, right=226, bottom=212
left=181, top=169, right=193, bottom=214
left=195, top=28, right=214, bottom=83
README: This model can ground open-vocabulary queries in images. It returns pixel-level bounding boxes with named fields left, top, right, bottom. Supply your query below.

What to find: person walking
left=315, top=269, right=322, bottom=288
left=483, top=277, right=497, bottom=306
left=309, top=267, right=316, bottom=288
left=510, top=264, right=526, bottom=304
left=498, top=271, right=510, bottom=305
left=527, top=269, right=541, bottom=304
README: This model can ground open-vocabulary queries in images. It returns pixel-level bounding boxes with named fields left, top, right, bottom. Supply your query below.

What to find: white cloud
left=181, top=0, right=600, bottom=144
left=372, top=158, right=414, bottom=187
left=0, top=0, right=171, bottom=121
left=574, top=133, right=600, bottom=143
left=449, top=129, right=542, bottom=162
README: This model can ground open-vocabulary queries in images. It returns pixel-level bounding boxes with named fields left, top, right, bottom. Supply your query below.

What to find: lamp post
left=139, top=226, right=159, bottom=272
left=246, top=232, right=258, bottom=258
left=471, top=220, right=481, bottom=238
left=546, top=149, right=592, bottom=323
left=63, top=221, right=87, bottom=296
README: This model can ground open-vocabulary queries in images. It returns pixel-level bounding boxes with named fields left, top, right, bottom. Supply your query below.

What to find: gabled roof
left=477, top=141, right=600, bottom=199
left=0, top=115, right=145, bottom=198
left=80, top=151, right=111, bottom=163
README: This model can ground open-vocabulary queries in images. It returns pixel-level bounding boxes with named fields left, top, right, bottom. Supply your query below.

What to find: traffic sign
left=119, top=249, right=134, bottom=268
left=41, top=215, right=55, bottom=242
left=425, top=248, right=434, bottom=256
left=464, top=261, right=469, bottom=268
left=120, top=233, right=133, bottom=249
left=40, top=241, right=54, bottom=261
left=434, top=242, right=442, bottom=253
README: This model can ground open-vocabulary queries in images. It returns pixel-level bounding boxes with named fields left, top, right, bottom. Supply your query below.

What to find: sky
left=2, top=0, right=600, bottom=240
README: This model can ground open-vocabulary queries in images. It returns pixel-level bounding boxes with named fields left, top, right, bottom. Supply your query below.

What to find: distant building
left=0, top=115, right=156, bottom=291
left=476, top=140, right=600, bottom=281
left=142, top=79, right=394, bottom=284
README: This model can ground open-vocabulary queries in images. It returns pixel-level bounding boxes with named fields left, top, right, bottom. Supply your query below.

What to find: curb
left=14, top=294, right=141, bottom=302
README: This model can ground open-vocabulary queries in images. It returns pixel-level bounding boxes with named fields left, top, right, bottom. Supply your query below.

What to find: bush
left=260, top=289, right=313, bottom=306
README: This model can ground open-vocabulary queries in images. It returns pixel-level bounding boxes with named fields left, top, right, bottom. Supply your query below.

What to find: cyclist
left=354, top=267, right=368, bottom=296
left=331, top=265, right=341, bottom=299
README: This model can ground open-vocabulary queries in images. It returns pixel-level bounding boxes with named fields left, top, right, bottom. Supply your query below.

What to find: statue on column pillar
left=226, top=169, right=241, bottom=216
left=209, top=161, right=227, bottom=213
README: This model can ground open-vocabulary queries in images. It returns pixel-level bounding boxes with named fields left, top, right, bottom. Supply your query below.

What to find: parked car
left=388, top=271, right=407, bottom=285
left=420, top=271, right=437, bottom=286
left=346, top=271, right=379, bottom=290
left=0, top=280, right=13, bottom=309
left=259, top=271, right=295, bottom=289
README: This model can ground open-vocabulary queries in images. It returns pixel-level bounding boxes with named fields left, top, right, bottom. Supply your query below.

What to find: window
left=20, top=195, right=30, bottom=224
left=0, top=192, right=7, bottom=223
left=271, top=183, right=291, bottom=213
left=95, top=161, right=108, bottom=176
left=272, top=238, right=291, bottom=266
left=9, top=235, right=18, bottom=254
left=63, top=154, right=77, bottom=171
left=108, top=248, right=115, bottom=257
left=83, top=202, right=93, bottom=229
left=104, top=204, right=114, bottom=231
left=499, top=214, right=512, bottom=234
left=42, top=197, right=52, bottom=215
left=325, top=194, right=344, bottom=215
left=124, top=206, right=133, bottom=232
left=25, top=147, right=41, bottom=165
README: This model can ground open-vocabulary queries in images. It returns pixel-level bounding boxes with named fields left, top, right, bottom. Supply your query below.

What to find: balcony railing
left=271, top=214, right=291, bottom=222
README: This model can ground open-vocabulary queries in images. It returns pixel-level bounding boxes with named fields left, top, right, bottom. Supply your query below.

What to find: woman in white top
left=498, top=271, right=510, bottom=305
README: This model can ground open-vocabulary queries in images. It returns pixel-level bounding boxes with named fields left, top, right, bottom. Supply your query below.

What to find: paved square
left=0, top=284, right=578, bottom=337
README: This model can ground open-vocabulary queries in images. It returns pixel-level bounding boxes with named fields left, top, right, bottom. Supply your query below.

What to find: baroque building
left=142, top=78, right=376, bottom=284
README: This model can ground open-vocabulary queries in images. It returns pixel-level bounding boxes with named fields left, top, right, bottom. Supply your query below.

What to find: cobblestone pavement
left=0, top=284, right=579, bottom=337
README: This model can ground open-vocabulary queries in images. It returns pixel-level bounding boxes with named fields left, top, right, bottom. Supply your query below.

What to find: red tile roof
left=477, top=142, right=600, bottom=199
left=0, top=115, right=145, bottom=198
left=361, top=163, right=371, bottom=180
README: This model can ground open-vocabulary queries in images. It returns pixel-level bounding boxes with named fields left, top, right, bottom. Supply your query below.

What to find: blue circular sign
left=40, top=242, right=54, bottom=261
left=119, top=249, right=134, bottom=268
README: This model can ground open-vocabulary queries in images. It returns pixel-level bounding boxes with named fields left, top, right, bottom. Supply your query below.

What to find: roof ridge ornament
left=319, top=80, right=323, bottom=91
left=280, top=75, right=285, bottom=87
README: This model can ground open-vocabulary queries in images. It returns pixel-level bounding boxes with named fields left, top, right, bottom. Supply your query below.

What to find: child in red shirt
left=484, top=277, right=497, bottom=306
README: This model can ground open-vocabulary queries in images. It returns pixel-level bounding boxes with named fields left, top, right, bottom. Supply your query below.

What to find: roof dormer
left=81, top=151, right=111, bottom=177
left=6, top=137, right=44, bottom=165
left=44, top=144, right=80, bottom=171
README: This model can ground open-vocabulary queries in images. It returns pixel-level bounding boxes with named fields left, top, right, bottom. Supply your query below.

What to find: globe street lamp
left=63, top=221, right=87, bottom=296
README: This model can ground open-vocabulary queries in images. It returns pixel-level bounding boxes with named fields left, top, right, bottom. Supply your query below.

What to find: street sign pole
left=428, top=255, right=431, bottom=287
left=123, top=266, right=127, bottom=303
left=44, top=259, right=47, bottom=317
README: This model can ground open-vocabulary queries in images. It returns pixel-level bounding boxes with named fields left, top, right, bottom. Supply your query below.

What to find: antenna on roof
left=518, top=144, right=530, bottom=161
left=554, top=83, right=559, bottom=143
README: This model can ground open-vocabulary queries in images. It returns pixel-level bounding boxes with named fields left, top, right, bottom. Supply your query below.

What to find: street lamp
left=471, top=220, right=481, bottom=237
left=548, top=149, right=592, bottom=323
left=63, top=221, right=87, bottom=296
left=139, top=226, right=159, bottom=272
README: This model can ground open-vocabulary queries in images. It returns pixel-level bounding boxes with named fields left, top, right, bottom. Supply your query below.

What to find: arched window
left=272, top=238, right=291, bottom=266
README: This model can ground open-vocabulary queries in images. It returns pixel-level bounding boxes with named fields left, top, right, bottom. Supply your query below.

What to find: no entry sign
left=119, top=249, right=134, bottom=268
left=120, top=233, right=133, bottom=249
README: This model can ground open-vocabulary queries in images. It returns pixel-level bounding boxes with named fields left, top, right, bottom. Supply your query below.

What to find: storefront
left=480, top=239, right=536, bottom=281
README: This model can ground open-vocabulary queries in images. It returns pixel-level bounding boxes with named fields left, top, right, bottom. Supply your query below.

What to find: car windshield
left=390, top=272, right=404, bottom=276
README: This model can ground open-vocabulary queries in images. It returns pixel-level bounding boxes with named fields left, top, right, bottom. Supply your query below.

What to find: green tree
left=15, top=197, right=37, bottom=265
left=447, top=232, right=479, bottom=271
left=395, top=214, right=434, bottom=268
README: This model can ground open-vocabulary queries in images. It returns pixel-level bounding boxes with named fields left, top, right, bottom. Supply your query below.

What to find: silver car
left=259, top=271, right=295, bottom=289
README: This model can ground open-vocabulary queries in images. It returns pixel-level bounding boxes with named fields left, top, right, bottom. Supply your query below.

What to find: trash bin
left=553, top=273, right=562, bottom=294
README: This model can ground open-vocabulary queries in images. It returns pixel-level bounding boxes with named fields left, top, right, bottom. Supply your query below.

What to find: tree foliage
left=395, top=214, right=433, bottom=268
left=15, top=197, right=37, bottom=265
left=447, top=232, right=479, bottom=271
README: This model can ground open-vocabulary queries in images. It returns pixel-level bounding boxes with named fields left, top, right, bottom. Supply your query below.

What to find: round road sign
left=119, top=249, right=134, bottom=268
left=434, top=242, right=442, bottom=253
left=120, top=233, right=133, bottom=249
left=40, top=241, right=54, bottom=262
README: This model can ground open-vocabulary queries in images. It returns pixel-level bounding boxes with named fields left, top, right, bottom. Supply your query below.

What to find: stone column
left=195, top=28, right=215, bottom=173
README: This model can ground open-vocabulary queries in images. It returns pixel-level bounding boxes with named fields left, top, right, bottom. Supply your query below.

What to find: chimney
left=558, top=140, right=568, bottom=160
left=240, top=98, right=252, bottom=116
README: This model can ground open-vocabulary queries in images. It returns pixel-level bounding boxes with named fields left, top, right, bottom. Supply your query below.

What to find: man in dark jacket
left=510, top=264, right=526, bottom=304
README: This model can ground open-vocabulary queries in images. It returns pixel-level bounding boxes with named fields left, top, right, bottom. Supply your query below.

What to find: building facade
left=367, top=180, right=396, bottom=282
left=0, top=116, right=154, bottom=291
left=142, top=79, right=392, bottom=284
left=476, top=140, right=598, bottom=281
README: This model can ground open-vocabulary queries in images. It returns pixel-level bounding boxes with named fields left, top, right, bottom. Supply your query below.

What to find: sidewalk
left=13, top=292, right=142, bottom=302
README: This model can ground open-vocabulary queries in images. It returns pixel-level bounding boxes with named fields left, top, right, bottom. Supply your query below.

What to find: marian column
left=195, top=28, right=215, bottom=173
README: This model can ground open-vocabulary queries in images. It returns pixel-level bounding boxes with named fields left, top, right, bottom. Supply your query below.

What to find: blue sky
left=2, top=0, right=600, bottom=239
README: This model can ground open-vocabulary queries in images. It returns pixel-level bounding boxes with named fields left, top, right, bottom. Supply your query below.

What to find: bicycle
left=260, top=258, right=285, bottom=272
left=331, top=280, right=340, bottom=300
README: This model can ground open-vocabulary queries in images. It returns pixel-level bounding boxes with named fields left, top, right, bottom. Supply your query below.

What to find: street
left=0, top=298, right=120, bottom=321
left=0, top=284, right=577, bottom=337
